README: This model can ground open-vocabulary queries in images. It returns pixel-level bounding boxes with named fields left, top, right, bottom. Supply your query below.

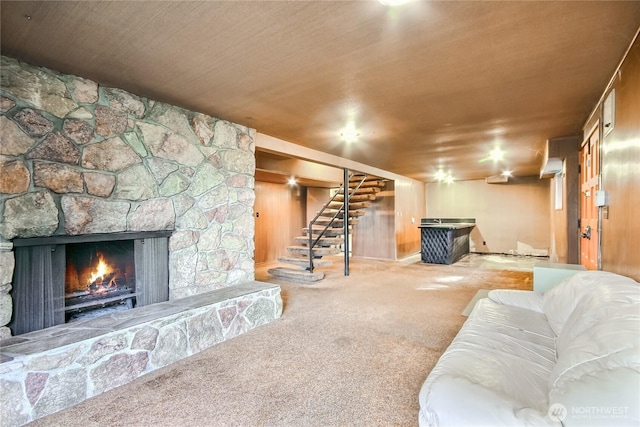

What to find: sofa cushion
left=419, top=298, right=556, bottom=426
left=548, top=273, right=640, bottom=426
left=488, top=289, right=544, bottom=313
left=541, top=271, right=636, bottom=336
left=420, top=375, right=555, bottom=426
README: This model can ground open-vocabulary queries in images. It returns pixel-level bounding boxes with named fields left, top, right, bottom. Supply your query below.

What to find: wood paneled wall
left=351, top=177, right=425, bottom=260
left=352, top=182, right=395, bottom=260
left=306, top=187, right=331, bottom=226
left=394, top=178, right=425, bottom=259
left=599, top=37, right=640, bottom=280
left=254, top=181, right=305, bottom=264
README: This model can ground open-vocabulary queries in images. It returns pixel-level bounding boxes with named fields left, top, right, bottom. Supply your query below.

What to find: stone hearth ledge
left=0, top=281, right=282, bottom=426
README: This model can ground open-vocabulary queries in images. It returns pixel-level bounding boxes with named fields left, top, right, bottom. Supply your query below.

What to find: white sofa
left=418, top=270, right=640, bottom=426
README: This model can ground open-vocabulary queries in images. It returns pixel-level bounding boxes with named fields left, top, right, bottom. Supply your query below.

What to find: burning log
left=89, top=271, right=117, bottom=292
left=65, top=277, right=135, bottom=313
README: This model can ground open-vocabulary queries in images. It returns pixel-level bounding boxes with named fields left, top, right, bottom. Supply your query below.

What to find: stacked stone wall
left=0, top=55, right=256, bottom=338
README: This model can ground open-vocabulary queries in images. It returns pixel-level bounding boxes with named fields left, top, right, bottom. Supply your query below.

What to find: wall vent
left=485, top=175, right=509, bottom=184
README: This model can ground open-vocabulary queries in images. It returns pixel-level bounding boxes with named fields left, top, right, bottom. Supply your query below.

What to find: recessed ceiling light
left=501, top=170, right=512, bottom=177
left=378, top=0, right=413, bottom=6
left=434, top=169, right=454, bottom=184
left=340, top=123, right=360, bottom=144
left=434, top=170, right=447, bottom=181
left=489, top=147, right=505, bottom=161
left=287, top=177, right=297, bottom=186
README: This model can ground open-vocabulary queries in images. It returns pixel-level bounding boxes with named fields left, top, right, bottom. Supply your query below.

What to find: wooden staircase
left=268, top=173, right=386, bottom=283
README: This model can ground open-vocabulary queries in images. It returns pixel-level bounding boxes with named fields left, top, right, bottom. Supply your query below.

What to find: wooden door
left=254, top=181, right=305, bottom=264
left=579, top=127, right=599, bottom=270
left=253, top=181, right=270, bottom=264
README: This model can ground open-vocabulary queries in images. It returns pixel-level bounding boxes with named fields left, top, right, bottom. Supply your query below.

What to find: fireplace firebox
left=65, top=240, right=137, bottom=322
left=10, top=231, right=171, bottom=335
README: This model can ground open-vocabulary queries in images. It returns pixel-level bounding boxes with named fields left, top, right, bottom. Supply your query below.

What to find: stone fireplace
left=0, top=54, right=258, bottom=338
left=0, top=56, right=282, bottom=426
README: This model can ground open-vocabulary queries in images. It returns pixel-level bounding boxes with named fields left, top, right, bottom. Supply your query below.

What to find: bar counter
left=419, top=218, right=476, bottom=265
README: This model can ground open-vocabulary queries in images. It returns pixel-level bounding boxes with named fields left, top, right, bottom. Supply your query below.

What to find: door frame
left=579, top=120, right=601, bottom=270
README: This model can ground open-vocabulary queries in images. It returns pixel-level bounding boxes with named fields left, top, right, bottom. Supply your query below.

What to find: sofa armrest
left=488, top=290, right=544, bottom=313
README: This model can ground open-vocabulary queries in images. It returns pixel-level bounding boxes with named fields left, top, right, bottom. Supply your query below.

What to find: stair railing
left=306, top=171, right=367, bottom=272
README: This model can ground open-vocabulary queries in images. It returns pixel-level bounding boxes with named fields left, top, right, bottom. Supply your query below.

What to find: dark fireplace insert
left=10, top=231, right=171, bottom=335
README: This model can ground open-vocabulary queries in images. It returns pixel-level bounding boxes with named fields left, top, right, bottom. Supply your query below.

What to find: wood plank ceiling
left=1, top=1, right=639, bottom=182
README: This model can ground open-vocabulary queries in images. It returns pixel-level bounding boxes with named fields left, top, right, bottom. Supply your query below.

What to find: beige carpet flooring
left=30, top=256, right=532, bottom=427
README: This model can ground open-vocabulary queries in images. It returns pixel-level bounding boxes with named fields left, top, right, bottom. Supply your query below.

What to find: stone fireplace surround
left=0, top=281, right=282, bottom=426
left=0, top=56, right=282, bottom=425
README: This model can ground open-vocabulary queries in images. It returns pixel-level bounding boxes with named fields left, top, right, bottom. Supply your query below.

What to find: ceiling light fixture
left=434, top=169, right=454, bottom=184
left=489, top=147, right=505, bottom=162
left=378, top=0, right=413, bottom=6
left=501, top=170, right=512, bottom=177
left=287, top=176, right=297, bottom=186
left=340, top=123, right=360, bottom=144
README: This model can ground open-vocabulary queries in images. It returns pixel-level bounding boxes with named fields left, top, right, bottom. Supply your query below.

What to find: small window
left=554, top=172, right=563, bottom=211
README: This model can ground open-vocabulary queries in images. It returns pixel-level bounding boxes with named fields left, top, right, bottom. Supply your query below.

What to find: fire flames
left=87, top=254, right=116, bottom=293
left=65, top=242, right=135, bottom=298
left=88, top=255, right=109, bottom=284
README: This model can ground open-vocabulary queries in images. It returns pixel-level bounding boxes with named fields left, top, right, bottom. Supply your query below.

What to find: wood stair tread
left=302, top=226, right=345, bottom=232
left=327, top=201, right=371, bottom=209
left=338, top=187, right=381, bottom=195
left=334, top=194, right=376, bottom=202
left=313, top=218, right=359, bottom=226
left=278, top=256, right=333, bottom=268
left=294, top=236, right=344, bottom=246
left=302, top=228, right=345, bottom=237
left=349, top=174, right=380, bottom=182
left=267, top=267, right=324, bottom=282
left=348, top=181, right=385, bottom=188
left=286, top=246, right=341, bottom=256
left=318, top=209, right=365, bottom=217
